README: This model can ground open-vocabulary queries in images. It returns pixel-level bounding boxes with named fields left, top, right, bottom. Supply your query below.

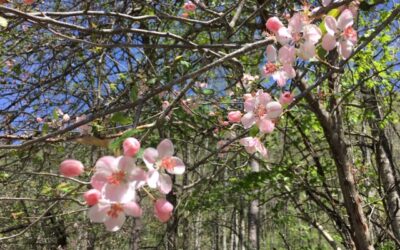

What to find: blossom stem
left=142, top=187, right=156, bottom=201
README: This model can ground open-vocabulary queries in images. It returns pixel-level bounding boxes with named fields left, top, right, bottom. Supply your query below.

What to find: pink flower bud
left=266, top=101, right=283, bottom=119
left=124, top=202, right=143, bottom=217
left=83, top=189, right=101, bottom=206
left=183, top=1, right=196, bottom=12
left=123, top=137, right=141, bottom=157
left=227, top=111, right=242, bottom=123
left=266, top=17, right=284, bottom=33
left=154, top=199, right=174, bottom=223
left=279, top=92, right=294, bottom=105
left=59, top=159, right=84, bottom=177
left=36, top=117, right=43, bottom=123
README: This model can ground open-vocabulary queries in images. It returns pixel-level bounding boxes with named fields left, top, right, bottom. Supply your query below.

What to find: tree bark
left=248, top=160, right=260, bottom=250
left=363, top=87, right=400, bottom=240
left=297, top=77, right=374, bottom=249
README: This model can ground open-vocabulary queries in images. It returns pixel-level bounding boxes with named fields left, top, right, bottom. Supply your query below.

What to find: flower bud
left=123, top=137, right=141, bottom=157
left=227, top=111, right=242, bottom=123
left=59, top=159, right=84, bottom=177
left=266, top=17, right=284, bottom=33
left=154, top=199, right=173, bottom=223
left=279, top=92, right=294, bottom=105
left=83, top=189, right=101, bottom=206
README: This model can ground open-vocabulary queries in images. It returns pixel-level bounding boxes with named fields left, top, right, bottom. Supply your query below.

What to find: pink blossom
left=183, top=1, right=196, bottom=12
left=239, top=137, right=268, bottom=159
left=264, top=45, right=296, bottom=87
left=143, top=139, right=185, bottom=194
left=84, top=189, right=101, bottom=206
left=227, top=111, right=242, bottom=123
left=322, top=9, right=357, bottom=59
left=88, top=200, right=142, bottom=231
left=240, top=90, right=278, bottom=133
left=266, top=17, right=284, bottom=33
left=279, top=92, right=294, bottom=105
left=90, top=156, right=146, bottom=203
left=59, top=159, right=84, bottom=177
left=123, top=137, right=141, bottom=157
left=36, top=117, right=43, bottom=123
left=273, top=13, right=321, bottom=60
left=154, top=199, right=174, bottom=223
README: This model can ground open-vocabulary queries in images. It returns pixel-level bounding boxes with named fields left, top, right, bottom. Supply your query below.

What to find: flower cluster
left=265, top=7, right=358, bottom=87
left=59, top=138, right=185, bottom=231
left=227, top=89, right=292, bottom=159
left=224, top=6, right=358, bottom=159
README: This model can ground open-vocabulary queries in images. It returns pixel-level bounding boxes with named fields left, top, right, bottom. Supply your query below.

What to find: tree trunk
left=363, top=87, right=400, bottom=240
left=297, top=77, right=374, bottom=249
left=248, top=160, right=260, bottom=250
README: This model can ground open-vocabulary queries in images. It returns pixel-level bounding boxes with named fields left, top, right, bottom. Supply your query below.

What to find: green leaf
left=0, top=17, right=8, bottom=28
left=202, top=89, right=214, bottom=95
left=111, top=112, right=132, bottom=125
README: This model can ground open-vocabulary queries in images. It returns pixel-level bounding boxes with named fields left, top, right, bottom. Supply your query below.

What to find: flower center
left=256, top=105, right=267, bottom=118
left=161, top=157, right=175, bottom=171
left=343, top=26, right=357, bottom=42
left=107, top=203, right=124, bottom=218
left=107, top=170, right=126, bottom=185
left=264, top=62, right=277, bottom=75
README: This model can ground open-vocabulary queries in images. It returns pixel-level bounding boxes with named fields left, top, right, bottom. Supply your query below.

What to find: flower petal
left=167, top=157, right=185, bottom=175
left=88, top=203, right=108, bottom=223
left=104, top=213, right=126, bottom=232
left=241, top=112, right=256, bottom=129
left=299, top=41, right=316, bottom=60
left=339, top=39, right=353, bottom=59
left=272, top=71, right=287, bottom=87
left=266, top=45, right=277, bottom=62
left=147, top=169, right=160, bottom=189
left=103, top=183, right=136, bottom=203
left=258, top=118, right=275, bottom=134
left=244, top=98, right=256, bottom=112
left=158, top=173, right=172, bottom=194
left=117, top=156, right=135, bottom=173
left=143, top=148, right=158, bottom=169
left=129, top=167, right=148, bottom=189
left=324, top=16, right=337, bottom=35
left=303, top=25, right=322, bottom=44
left=288, top=13, right=303, bottom=34
left=278, top=45, right=296, bottom=65
left=157, top=139, right=174, bottom=158
left=277, top=27, right=292, bottom=45
left=322, top=33, right=337, bottom=51
left=90, top=173, right=108, bottom=191
left=266, top=101, right=283, bottom=119
left=123, top=202, right=142, bottom=218
left=95, top=156, right=117, bottom=175
left=337, top=9, right=353, bottom=30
